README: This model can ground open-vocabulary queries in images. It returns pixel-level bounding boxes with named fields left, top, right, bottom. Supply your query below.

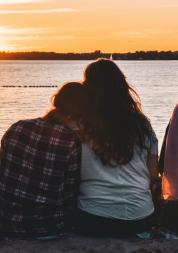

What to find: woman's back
left=79, top=130, right=158, bottom=220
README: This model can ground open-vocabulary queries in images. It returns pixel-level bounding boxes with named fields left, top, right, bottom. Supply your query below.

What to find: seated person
left=159, top=104, right=178, bottom=233
left=0, top=82, right=83, bottom=239
left=75, top=59, right=159, bottom=237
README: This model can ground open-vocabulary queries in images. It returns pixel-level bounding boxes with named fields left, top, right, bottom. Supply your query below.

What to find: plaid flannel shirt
left=0, top=118, right=81, bottom=237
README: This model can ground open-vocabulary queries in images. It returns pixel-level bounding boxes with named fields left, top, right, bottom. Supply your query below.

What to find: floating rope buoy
left=2, top=85, right=58, bottom=88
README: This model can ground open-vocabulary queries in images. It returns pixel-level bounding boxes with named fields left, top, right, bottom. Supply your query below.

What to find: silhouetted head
left=80, top=58, right=151, bottom=165
left=83, top=58, right=126, bottom=89
left=83, top=58, right=139, bottom=114
left=45, top=82, right=86, bottom=126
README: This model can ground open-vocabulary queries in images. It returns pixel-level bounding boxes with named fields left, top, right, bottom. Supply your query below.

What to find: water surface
left=0, top=60, right=178, bottom=150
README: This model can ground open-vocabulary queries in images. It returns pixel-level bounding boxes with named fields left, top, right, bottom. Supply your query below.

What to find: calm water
left=0, top=60, right=178, bottom=150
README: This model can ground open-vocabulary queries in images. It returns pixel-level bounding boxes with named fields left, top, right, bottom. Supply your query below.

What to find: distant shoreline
left=0, top=50, right=178, bottom=60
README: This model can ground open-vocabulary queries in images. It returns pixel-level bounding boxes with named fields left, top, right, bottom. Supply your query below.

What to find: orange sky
left=0, top=0, right=178, bottom=52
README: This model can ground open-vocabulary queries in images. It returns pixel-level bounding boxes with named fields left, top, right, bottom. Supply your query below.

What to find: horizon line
left=0, top=50, right=178, bottom=54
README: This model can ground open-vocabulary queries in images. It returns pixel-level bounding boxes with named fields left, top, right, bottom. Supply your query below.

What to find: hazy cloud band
left=0, top=0, right=46, bottom=5
left=0, top=8, right=78, bottom=14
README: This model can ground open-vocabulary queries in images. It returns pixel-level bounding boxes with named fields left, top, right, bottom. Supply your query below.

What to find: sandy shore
left=0, top=235, right=178, bottom=253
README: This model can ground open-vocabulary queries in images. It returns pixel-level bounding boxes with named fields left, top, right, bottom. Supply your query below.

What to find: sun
left=0, top=39, right=15, bottom=52
left=0, top=44, right=9, bottom=51
left=0, top=27, right=16, bottom=51
left=0, top=43, right=14, bottom=52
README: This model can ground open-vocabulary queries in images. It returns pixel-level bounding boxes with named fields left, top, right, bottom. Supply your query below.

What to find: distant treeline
left=0, top=50, right=178, bottom=60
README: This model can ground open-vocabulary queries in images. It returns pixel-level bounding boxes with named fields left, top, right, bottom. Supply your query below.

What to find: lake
left=0, top=60, right=178, bottom=150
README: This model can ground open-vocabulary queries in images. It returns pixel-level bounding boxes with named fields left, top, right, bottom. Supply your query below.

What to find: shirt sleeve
left=0, top=122, right=19, bottom=157
left=63, top=135, right=81, bottom=225
left=0, top=128, right=10, bottom=160
left=149, top=127, right=158, bottom=156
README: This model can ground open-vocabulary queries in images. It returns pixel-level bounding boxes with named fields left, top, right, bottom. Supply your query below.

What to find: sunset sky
left=0, top=0, right=178, bottom=52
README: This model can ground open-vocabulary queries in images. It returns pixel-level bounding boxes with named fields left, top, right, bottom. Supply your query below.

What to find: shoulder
left=7, top=118, right=41, bottom=132
left=145, top=120, right=157, bottom=141
left=144, top=122, right=158, bottom=155
left=168, top=104, right=178, bottom=128
left=4, top=119, right=31, bottom=133
left=59, top=125, right=81, bottom=147
left=172, top=104, right=178, bottom=117
left=43, top=120, right=81, bottom=146
left=1, top=119, right=37, bottom=141
left=168, top=104, right=178, bottom=125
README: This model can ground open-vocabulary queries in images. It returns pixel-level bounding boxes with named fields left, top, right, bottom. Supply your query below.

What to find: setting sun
left=0, top=40, right=14, bottom=51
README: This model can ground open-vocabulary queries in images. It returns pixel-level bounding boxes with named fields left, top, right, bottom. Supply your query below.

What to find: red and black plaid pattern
left=0, top=118, right=81, bottom=237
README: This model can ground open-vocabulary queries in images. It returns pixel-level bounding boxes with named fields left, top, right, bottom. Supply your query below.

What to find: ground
left=0, top=235, right=178, bottom=253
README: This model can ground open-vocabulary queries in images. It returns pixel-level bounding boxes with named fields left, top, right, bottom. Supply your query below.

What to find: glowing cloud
left=0, top=26, right=51, bottom=35
left=0, top=26, right=74, bottom=50
left=0, top=8, right=78, bottom=14
left=0, top=0, right=45, bottom=4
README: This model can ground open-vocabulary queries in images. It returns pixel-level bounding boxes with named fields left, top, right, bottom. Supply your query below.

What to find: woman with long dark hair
left=76, top=59, right=159, bottom=237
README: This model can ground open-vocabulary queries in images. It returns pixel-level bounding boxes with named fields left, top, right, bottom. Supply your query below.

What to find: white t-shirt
left=78, top=130, right=158, bottom=220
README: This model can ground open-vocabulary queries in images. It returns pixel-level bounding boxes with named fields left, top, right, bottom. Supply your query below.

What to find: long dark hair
left=81, top=58, right=151, bottom=166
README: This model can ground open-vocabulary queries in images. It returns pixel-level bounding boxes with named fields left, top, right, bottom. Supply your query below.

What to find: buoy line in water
left=2, top=85, right=58, bottom=88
